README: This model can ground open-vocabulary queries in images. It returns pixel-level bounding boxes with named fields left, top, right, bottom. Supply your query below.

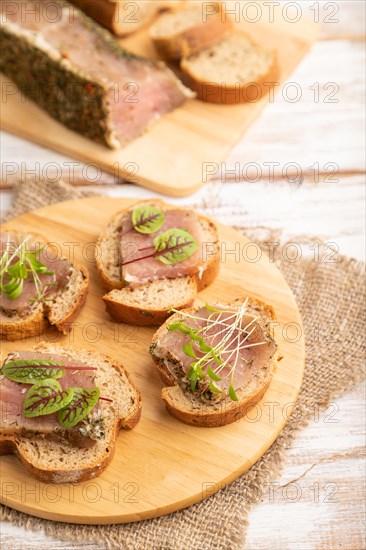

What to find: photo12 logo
left=1, top=160, right=141, bottom=186
left=202, top=161, right=340, bottom=185
left=202, top=1, right=340, bottom=25
left=1, top=480, right=140, bottom=504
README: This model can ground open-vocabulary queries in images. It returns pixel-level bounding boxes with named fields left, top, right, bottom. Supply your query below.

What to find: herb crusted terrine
left=0, top=0, right=194, bottom=148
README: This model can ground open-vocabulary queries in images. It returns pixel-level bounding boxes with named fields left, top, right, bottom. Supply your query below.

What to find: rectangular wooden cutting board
left=0, top=3, right=318, bottom=196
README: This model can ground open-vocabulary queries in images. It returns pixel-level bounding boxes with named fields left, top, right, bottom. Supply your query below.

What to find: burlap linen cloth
left=1, top=179, right=365, bottom=550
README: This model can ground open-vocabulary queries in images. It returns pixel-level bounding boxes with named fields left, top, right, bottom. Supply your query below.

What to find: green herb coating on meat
left=0, top=1, right=146, bottom=148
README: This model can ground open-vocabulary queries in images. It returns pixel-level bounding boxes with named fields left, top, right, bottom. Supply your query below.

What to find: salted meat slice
left=158, top=304, right=277, bottom=397
left=1, top=0, right=193, bottom=147
left=0, top=232, right=70, bottom=317
left=0, top=351, right=98, bottom=447
left=121, top=209, right=204, bottom=287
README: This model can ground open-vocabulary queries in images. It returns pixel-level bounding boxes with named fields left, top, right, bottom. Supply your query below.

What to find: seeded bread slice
left=150, top=2, right=233, bottom=60
left=0, top=303, right=48, bottom=342
left=96, top=200, right=220, bottom=326
left=45, top=264, right=89, bottom=330
left=150, top=297, right=279, bottom=427
left=104, top=277, right=198, bottom=326
left=0, top=231, right=89, bottom=341
left=0, top=344, right=142, bottom=483
left=70, top=0, right=157, bottom=36
left=181, top=30, right=278, bottom=104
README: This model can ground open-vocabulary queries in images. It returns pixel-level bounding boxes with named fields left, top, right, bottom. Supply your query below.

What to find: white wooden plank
left=245, top=382, right=366, bottom=550
left=221, top=40, right=365, bottom=177
left=301, top=0, right=366, bottom=39
left=0, top=525, right=96, bottom=550
left=2, top=175, right=365, bottom=261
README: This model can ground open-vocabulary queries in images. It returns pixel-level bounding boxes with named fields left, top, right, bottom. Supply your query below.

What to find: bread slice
left=70, top=1, right=184, bottom=36
left=150, top=2, right=233, bottom=60
left=0, top=231, right=89, bottom=341
left=70, top=0, right=158, bottom=36
left=0, top=344, right=142, bottom=483
left=150, top=297, right=278, bottom=427
left=181, top=30, right=278, bottom=104
left=104, top=277, right=198, bottom=326
left=96, top=200, right=220, bottom=326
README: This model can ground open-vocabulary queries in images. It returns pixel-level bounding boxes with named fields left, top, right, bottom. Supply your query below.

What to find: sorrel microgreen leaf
left=3, top=360, right=66, bottom=384
left=153, top=229, right=198, bottom=265
left=57, top=387, right=100, bottom=429
left=132, top=205, right=165, bottom=234
left=23, top=379, right=74, bottom=418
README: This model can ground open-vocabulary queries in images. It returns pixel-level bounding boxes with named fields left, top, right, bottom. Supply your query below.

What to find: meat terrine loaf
left=0, top=0, right=194, bottom=148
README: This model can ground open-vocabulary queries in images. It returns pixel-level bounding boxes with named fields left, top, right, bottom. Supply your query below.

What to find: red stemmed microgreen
left=2, top=357, right=113, bottom=433
left=2, top=359, right=96, bottom=384
left=23, top=379, right=74, bottom=417
left=122, top=205, right=165, bottom=236
left=57, top=387, right=100, bottom=429
left=121, top=228, right=198, bottom=266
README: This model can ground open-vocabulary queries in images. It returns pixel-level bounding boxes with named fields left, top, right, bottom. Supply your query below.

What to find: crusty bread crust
left=103, top=281, right=196, bottom=327
left=0, top=231, right=89, bottom=341
left=54, top=265, right=89, bottom=334
left=0, top=344, right=142, bottom=483
left=0, top=423, right=121, bottom=484
left=150, top=297, right=278, bottom=427
left=95, top=207, right=126, bottom=293
left=195, top=216, right=220, bottom=292
left=150, top=3, right=233, bottom=60
left=161, top=375, right=274, bottom=427
left=96, top=200, right=220, bottom=325
left=0, top=305, right=48, bottom=341
left=72, top=0, right=158, bottom=36
left=181, top=42, right=279, bottom=104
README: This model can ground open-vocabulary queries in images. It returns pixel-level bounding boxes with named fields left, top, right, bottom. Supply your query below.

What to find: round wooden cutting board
left=1, top=197, right=305, bottom=524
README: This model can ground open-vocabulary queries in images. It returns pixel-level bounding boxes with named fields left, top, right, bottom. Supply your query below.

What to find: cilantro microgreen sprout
left=168, top=300, right=268, bottom=401
left=0, top=236, right=55, bottom=303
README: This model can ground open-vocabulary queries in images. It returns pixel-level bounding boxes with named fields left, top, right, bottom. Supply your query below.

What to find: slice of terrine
left=0, top=0, right=194, bottom=148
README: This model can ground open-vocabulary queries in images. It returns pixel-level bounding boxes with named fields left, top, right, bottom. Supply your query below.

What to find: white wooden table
left=0, top=2, right=365, bottom=548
